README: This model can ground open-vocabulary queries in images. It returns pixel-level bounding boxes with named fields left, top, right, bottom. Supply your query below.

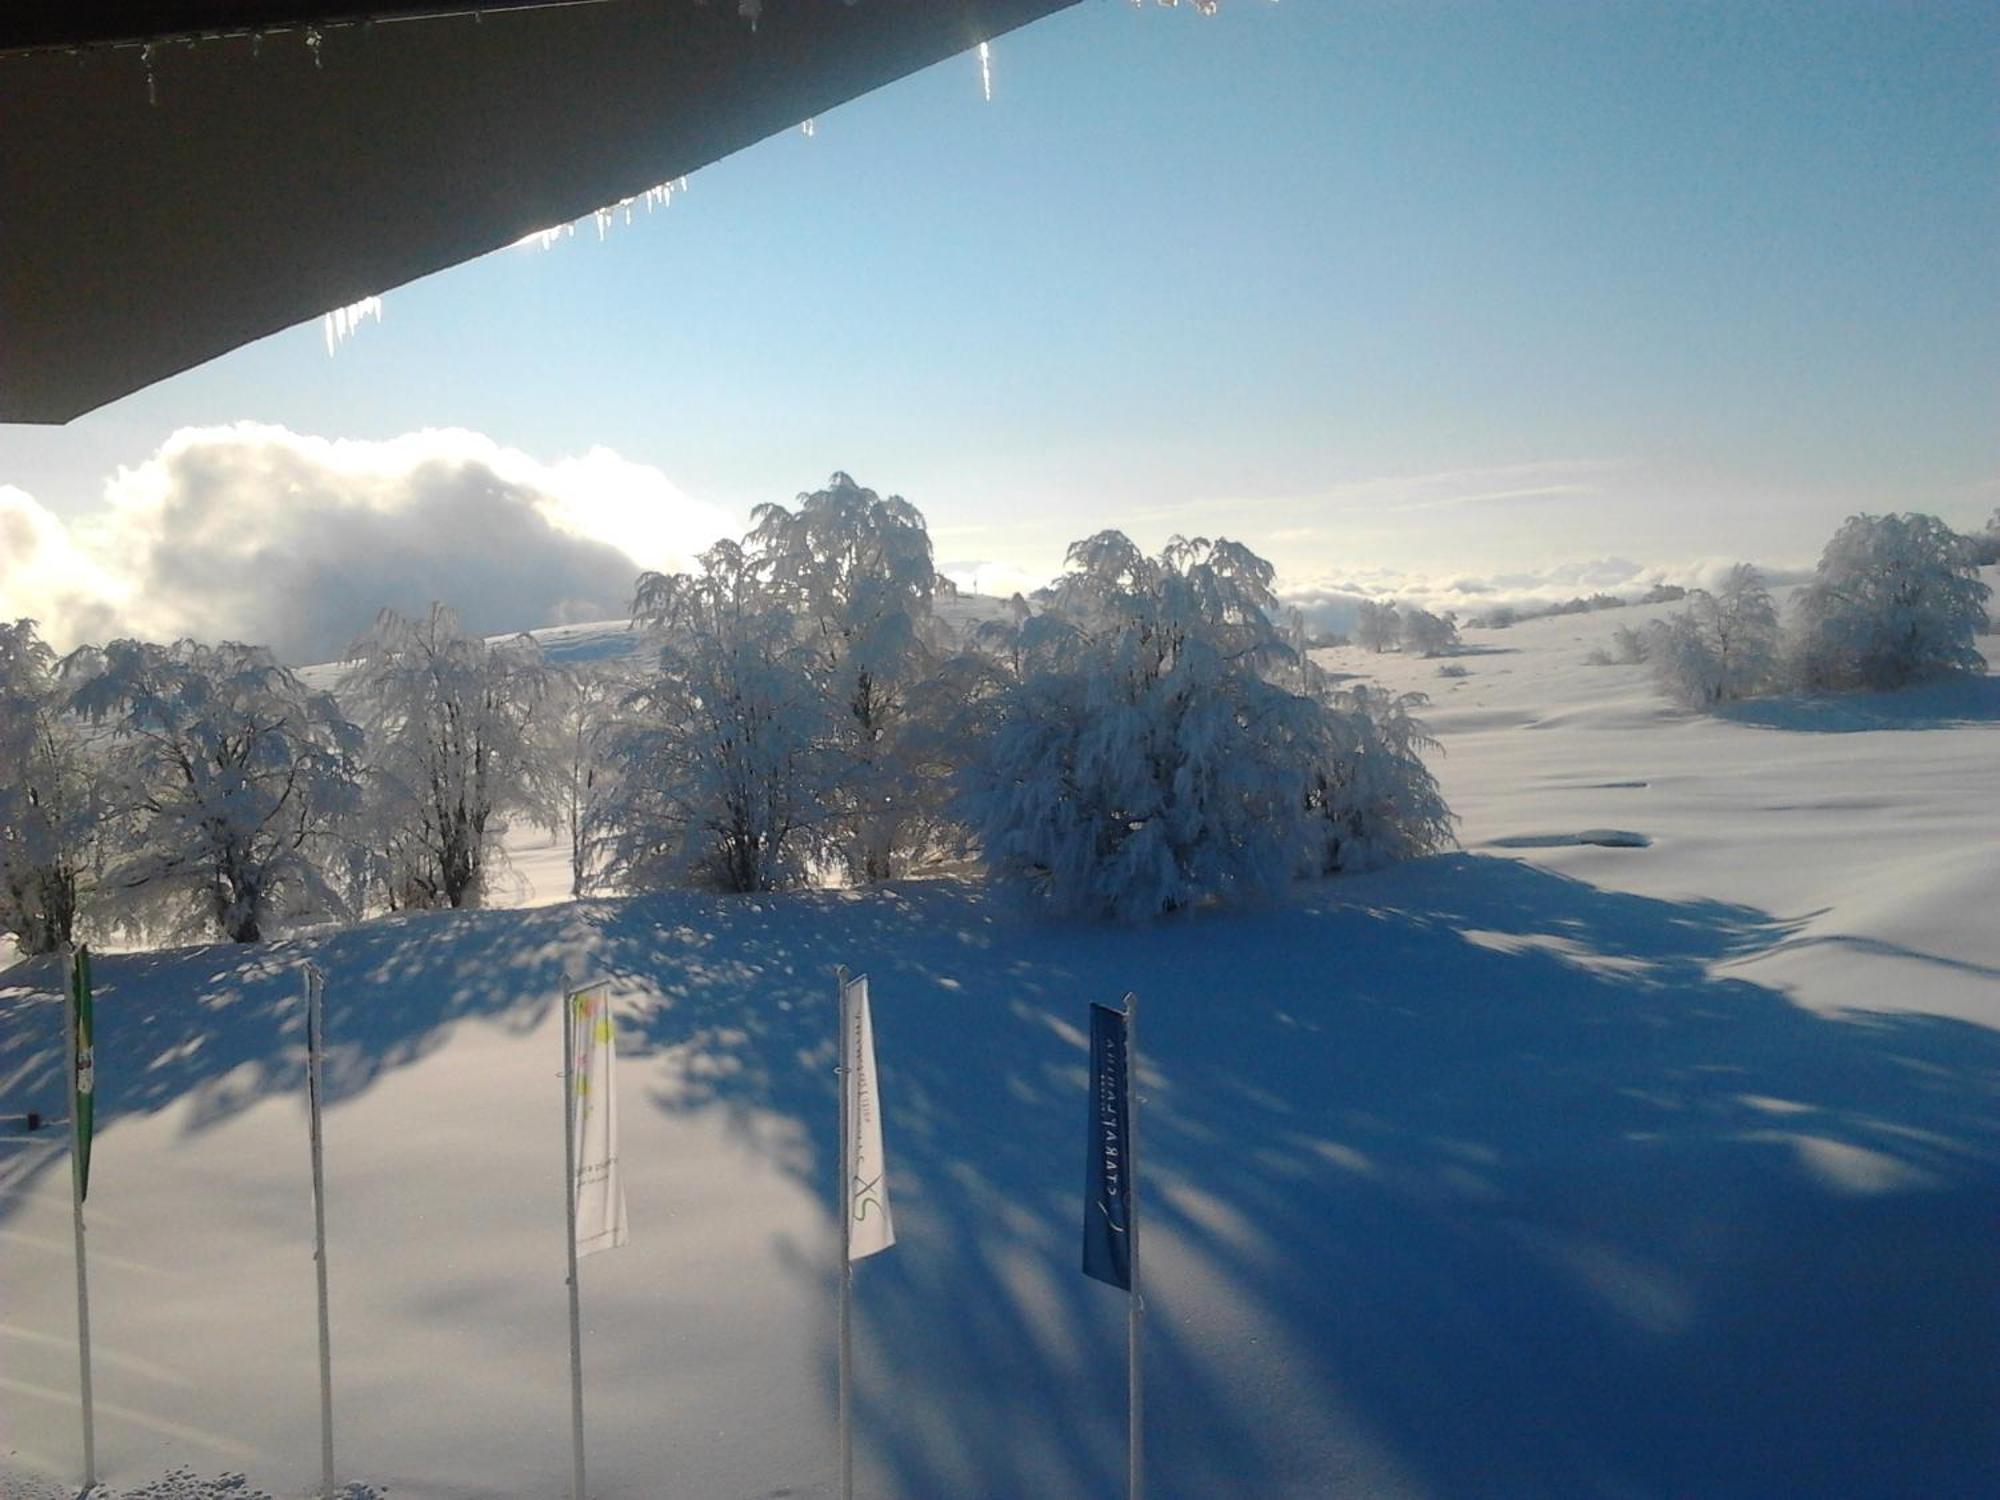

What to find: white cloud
left=1278, top=554, right=1811, bottom=635
left=0, top=425, right=741, bottom=662
left=0, top=484, right=124, bottom=645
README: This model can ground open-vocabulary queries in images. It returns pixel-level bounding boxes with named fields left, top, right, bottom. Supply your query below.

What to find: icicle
left=978, top=41, right=993, bottom=102
left=250, top=30, right=263, bottom=57
left=513, top=223, right=574, bottom=251
left=141, top=43, right=157, bottom=106
left=305, top=25, right=323, bottom=69
left=321, top=295, right=383, bottom=356
left=801, top=117, right=816, bottom=138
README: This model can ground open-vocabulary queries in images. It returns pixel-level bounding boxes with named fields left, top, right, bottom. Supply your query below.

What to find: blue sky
left=3, top=0, right=1995, bottom=638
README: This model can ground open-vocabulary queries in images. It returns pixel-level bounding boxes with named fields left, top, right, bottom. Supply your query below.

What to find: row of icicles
left=314, top=0, right=1234, bottom=356
left=322, top=31, right=1001, bottom=359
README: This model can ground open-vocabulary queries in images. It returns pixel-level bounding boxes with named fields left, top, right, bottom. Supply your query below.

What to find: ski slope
left=4, top=598, right=1998, bottom=1499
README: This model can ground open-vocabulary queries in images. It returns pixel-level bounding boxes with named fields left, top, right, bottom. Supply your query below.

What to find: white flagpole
left=835, top=967, right=854, bottom=1500
left=304, top=964, right=336, bottom=1498
left=560, top=985, right=587, bottom=1500
left=65, top=944, right=97, bottom=1492
left=1125, top=991, right=1143, bottom=1500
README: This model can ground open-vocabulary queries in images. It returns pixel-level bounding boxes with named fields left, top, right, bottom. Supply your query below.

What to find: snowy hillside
left=5, top=596, right=1998, bottom=1499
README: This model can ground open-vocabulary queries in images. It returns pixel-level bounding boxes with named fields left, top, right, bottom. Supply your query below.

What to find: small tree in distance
left=1647, top=565, right=1780, bottom=708
left=539, top=666, right=625, bottom=898
left=343, top=603, right=551, bottom=910
left=1399, top=606, right=1460, bottom=658
left=1354, top=599, right=1400, bottom=654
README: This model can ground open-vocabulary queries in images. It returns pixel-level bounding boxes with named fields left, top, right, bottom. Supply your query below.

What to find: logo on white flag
left=570, top=985, right=629, bottom=1258
left=843, top=975, right=894, bottom=1261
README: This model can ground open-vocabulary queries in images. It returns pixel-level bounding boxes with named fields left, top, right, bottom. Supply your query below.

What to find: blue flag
left=1083, top=1000, right=1133, bottom=1291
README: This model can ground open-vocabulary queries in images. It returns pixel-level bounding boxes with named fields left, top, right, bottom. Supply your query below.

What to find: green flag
left=71, top=945, right=94, bottom=1201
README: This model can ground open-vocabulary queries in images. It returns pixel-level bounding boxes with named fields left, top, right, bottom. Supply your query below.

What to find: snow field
left=4, top=592, right=1998, bottom=1499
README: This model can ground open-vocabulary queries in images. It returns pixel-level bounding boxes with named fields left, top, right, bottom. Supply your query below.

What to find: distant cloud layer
left=0, top=425, right=739, bottom=662
left=1278, top=556, right=1810, bottom=636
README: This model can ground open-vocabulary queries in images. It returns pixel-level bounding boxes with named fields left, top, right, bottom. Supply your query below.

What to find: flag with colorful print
left=842, top=973, right=894, bottom=1261
left=71, top=945, right=95, bottom=1201
left=569, top=984, right=628, bottom=1257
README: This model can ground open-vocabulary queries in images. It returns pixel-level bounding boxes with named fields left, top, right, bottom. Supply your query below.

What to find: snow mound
left=1489, top=828, right=1651, bottom=849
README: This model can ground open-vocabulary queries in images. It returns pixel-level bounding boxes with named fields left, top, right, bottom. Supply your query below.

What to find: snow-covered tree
left=1354, top=599, right=1400, bottom=654
left=1399, top=606, right=1460, bottom=658
left=959, top=533, right=1453, bottom=920
left=1788, top=513, right=1991, bottom=691
left=1705, top=565, right=1781, bottom=694
left=1311, top=683, right=1456, bottom=873
left=342, top=603, right=551, bottom=910
left=971, top=593, right=1038, bottom=681
left=538, top=666, right=627, bottom=898
left=1963, top=508, right=2000, bottom=568
left=747, top=474, right=950, bottom=881
left=1588, top=622, right=1651, bottom=666
left=610, top=543, right=832, bottom=893
left=1648, top=565, right=1780, bottom=708
left=67, top=638, right=361, bottom=943
left=1284, top=607, right=1313, bottom=691
left=0, top=620, right=105, bottom=954
left=1645, top=611, right=1726, bottom=710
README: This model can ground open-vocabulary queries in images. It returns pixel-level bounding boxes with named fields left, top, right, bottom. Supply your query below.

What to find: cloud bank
left=0, top=425, right=739, bottom=663
left=1278, top=556, right=1812, bottom=637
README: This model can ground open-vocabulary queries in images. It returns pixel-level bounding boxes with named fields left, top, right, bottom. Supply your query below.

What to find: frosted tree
left=1704, top=565, right=1781, bottom=696
left=0, top=620, right=105, bottom=954
left=747, top=474, right=950, bottom=881
left=538, top=665, right=628, bottom=898
left=610, top=542, right=832, bottom=893
left=1608, top=622, right=1650, bottom=664
left=1645, top=612, right=1726, bottom=709
left=959, top=532, right=1453, bottom=920
left=67, top=638, right=361, bottom=943
left=1399, top=606, right=1461, bottom=658
left=1648, top=565, right=1780, bottom=708
left=1354, top=599, right=1400, bottom=654
left=1311, top=684, right=1456, bottom=872
left=342, top=603, right=551, bottom=910
left=1284, top=606, right=1317, bottom=692
left=1788, top=513, right=1991, bottom=691
left=971, top=593, right=1038, bottom=681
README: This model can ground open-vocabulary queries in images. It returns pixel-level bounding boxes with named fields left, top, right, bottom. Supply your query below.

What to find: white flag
left=570, top=985, right=628, bottom=1258
left=843, top=974, right=894, bottom=1261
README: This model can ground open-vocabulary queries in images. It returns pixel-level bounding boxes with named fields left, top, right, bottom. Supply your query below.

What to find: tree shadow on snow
left=0, top=903, right=596, bottom=1199
left=1719, top=672, right=2000, bottom=733
left=580, top=861, right=1999, bottom=1499
left=3, top=860, right=1997, bottom=1499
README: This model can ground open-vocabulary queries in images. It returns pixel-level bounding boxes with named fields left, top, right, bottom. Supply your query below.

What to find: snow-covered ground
left=5, top=599, right=1997, bottom=1498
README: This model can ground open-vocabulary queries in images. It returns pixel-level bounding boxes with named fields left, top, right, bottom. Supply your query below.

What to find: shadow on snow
left=3, top=856, right=1997, bottom=1498
left=1718, top=671, right=2000, bottom=734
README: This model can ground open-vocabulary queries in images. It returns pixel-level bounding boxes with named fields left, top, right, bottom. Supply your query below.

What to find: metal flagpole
left=65, top=944, right=97, bottom=1491
left=561, top=986, right=587, bottom=1500
left=1125, top=991, right=1143, bottom=1500
left=835, top=967, right=855, bottom=1500
left=304, top=964, right=336, bottom=1498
